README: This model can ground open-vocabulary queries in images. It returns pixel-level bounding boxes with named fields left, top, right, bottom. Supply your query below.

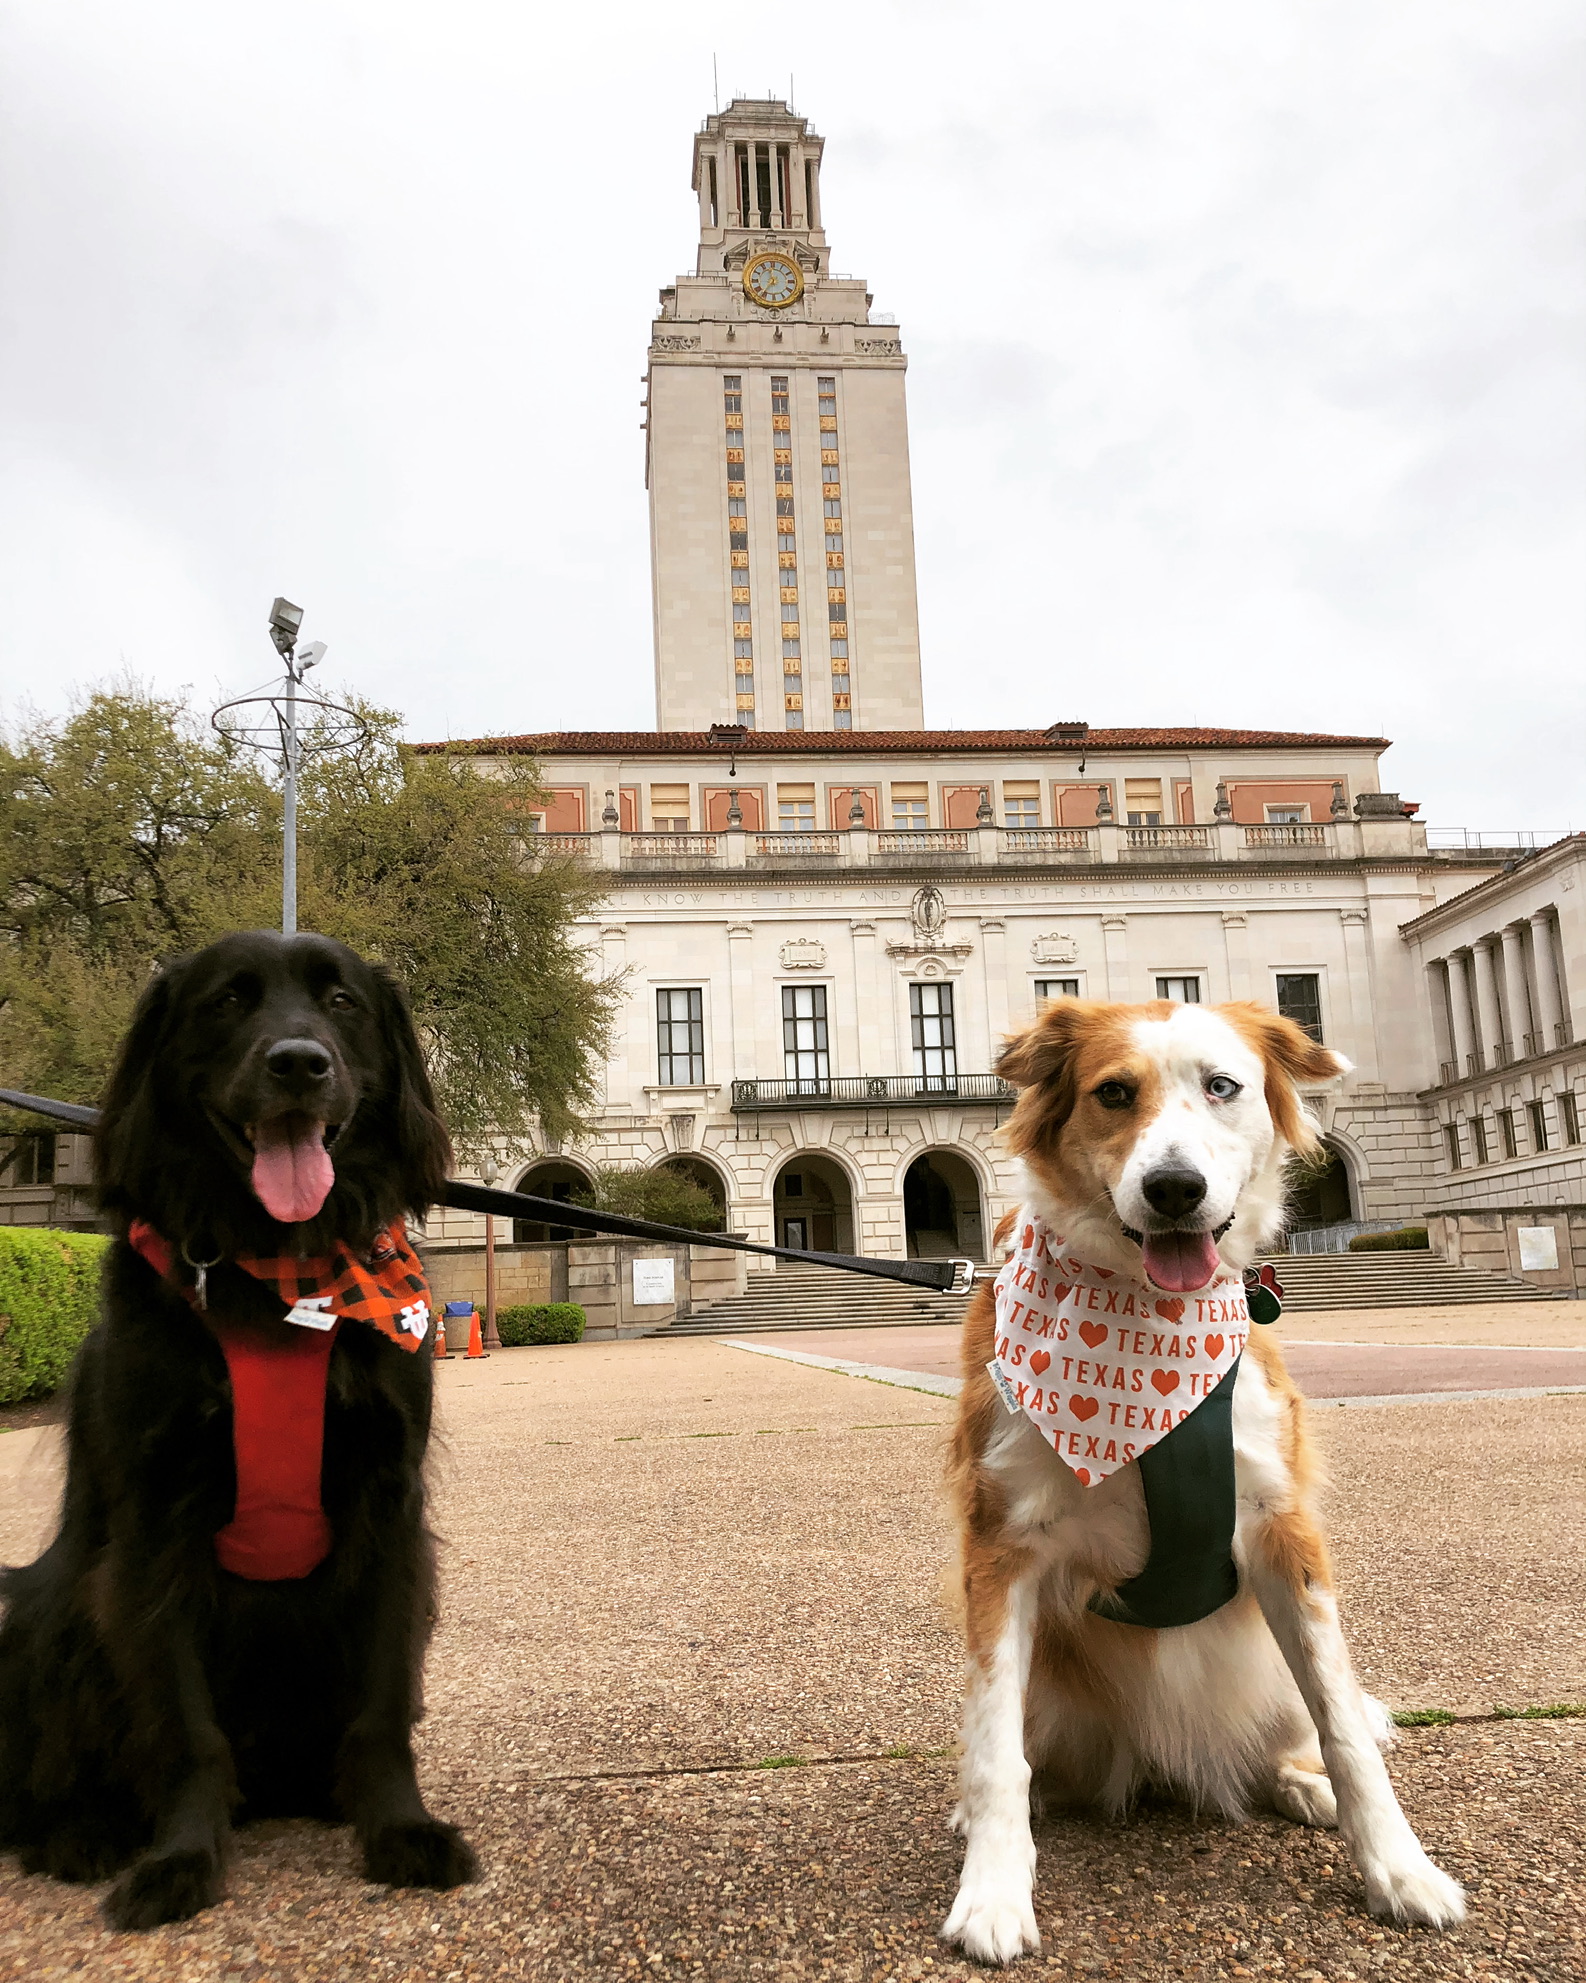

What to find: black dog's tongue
left=251, top=1115, right=334, bottom=1224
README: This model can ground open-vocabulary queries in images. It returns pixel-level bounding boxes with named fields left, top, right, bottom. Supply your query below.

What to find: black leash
left=0, top=1087, right=976, bottom=1295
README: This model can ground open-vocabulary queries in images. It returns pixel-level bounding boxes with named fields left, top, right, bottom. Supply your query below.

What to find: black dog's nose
left=265, top=1038, right=334, bottom=1084
left=1141, top=1168, right=1207, bottom=1219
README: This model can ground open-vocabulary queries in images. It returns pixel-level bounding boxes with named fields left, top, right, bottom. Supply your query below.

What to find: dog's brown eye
left=327, top=990, right=357, bottom=1011
left=212, top=990, right=240, bottom=1013
left=1094, top=1081, right=1133, bottom=1110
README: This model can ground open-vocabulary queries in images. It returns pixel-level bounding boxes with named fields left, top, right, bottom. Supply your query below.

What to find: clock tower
left=646, top=99, right=925, bottom=733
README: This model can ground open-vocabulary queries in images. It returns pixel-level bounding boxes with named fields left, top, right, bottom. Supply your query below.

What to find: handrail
left=731, top=1073, right=1015, bottom=1110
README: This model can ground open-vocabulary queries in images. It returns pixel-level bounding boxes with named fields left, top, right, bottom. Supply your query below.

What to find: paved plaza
left=2, top=1306, right=1583, bottom=1980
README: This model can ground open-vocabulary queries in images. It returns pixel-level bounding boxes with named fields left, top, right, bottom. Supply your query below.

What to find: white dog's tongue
left=251, top=1115, right=335, bottom=1224
left=1140, top=1229, right=1222, bottom=1293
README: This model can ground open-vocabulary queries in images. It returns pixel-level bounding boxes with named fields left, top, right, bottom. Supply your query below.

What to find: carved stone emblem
left=911, top=886, right=947, bottom=943
left=778, top=938, right=827, bottom=970
left=1030, top=931, right=1078, bottom=966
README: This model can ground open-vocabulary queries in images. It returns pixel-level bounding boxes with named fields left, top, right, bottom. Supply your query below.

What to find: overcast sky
left=2, top=1, right=1582, bottom=829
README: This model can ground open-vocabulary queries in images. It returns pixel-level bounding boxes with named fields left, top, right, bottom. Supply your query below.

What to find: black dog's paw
left=104, top=1848, right=223, bottom=1930
left=363, top=1817, right=478, bottom=1890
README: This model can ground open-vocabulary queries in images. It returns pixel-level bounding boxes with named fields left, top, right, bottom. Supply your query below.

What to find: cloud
left=0, top=0, right=1581, bottom=827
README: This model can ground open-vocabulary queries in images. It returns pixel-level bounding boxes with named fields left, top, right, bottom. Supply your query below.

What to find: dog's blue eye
left=1206, top=1075, right=1241, bottom=1101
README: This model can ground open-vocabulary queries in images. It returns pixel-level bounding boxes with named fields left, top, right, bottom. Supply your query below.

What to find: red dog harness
left=127, top=1221, right=431, bottom=1581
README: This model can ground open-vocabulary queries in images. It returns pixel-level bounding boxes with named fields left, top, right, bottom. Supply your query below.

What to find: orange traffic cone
left=465, top=1307, right=487, bottom=1359
left=433, top=1310, right=450, bottom=1358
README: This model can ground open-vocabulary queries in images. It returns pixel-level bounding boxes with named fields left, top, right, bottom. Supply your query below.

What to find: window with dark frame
left=1034, top=979, right=1080, bottom=1002
left=1527, top=1100, right=1549, bottom=1152
left=782, top=984, right=830, bottom=1094
left=910, top=981, right=958, bottom=1091
left=1444, top=1123, right=1462, bottom=1171
left=1497, top=1108, right=1519, bottom=1160
left=1470, top=1114, right=1490, bottom=1165
left=1275, top=974, right=1324, bottom=1043
left=656, top=987, right=705, bottom=1086
left=1156, top=976, right=1202, bottom=1004
left=1561, top=1091, right=1581, bottom=1145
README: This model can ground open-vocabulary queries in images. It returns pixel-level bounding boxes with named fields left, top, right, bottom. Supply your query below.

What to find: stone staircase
left=669, top=1248, right=1557, bottom=1336
left=669, top=1260, right=977, bottom=1336
left=1256, top=1250, right=1557, bottom=1311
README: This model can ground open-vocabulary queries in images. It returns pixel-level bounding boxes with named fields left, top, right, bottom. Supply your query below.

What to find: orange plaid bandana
left=130, top=1219, right=431, bottom=1353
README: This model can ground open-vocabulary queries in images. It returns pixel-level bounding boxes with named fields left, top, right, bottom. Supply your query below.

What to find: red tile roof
left=415, top=726, right=1391, bottom=757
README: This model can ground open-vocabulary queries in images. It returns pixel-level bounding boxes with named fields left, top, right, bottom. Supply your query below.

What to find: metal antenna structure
left=212, top=599, right=371, bottom=935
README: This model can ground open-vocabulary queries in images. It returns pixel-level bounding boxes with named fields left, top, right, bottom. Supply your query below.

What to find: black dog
left=0, top=930, right=476, bottom=1928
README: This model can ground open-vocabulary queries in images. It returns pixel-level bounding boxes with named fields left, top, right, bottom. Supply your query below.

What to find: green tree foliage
left=0, top=686, right=617, bottom=1157
left=573, top=1162, right=726, bottom=1233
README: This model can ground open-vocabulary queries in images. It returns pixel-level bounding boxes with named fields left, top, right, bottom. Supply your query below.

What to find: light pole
left=478, top=1155, right=503, bottom=1350
left=215, top=600, right=368, bottom=936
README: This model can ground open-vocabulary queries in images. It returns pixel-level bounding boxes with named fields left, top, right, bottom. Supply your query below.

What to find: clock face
left=743, top=252, right=803, bottom=309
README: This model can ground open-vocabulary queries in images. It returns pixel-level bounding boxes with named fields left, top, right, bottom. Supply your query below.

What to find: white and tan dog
left=942, top=998, right=1463, bottom=1965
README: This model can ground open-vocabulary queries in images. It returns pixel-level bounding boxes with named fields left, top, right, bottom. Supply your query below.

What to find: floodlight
left=269, top=597, right=304, bottom=655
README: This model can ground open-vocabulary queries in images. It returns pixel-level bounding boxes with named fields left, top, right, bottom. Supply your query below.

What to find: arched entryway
left=904, top=1150, right=985, bottom=1259
left=655, top=1154, right=729, bottom=1227
left=511, top=1158, right=593, bottom=1242
left=772, top=1154, right=854, bottom=1253
left=1284, top=1141, right=1355, bottom=1231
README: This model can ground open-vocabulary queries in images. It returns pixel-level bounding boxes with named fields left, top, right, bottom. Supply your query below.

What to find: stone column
left=1470, top=938, right=1503, bottom=1070
left=1446, top=951, right=1477, bottom=1077
left=978, top=919, right=1008, bottom=1067
left=850, top=920, right=881, bottom=1078
left=1220, top=911, right=1251, bottom=1001
left=1498, top=923, right=1532, bottom=1058
left=600, top=927, right=628, bottom=1108
left=1426, top=961, right=1455, bottom=1080
left=727, top=922, right=756, bottom=1081
left=1100, top=915, right=1129, bottom=1000
left=1338, top=908, right=1378, bottom=1082
left=1529, top=911, right=1567, bottom=1050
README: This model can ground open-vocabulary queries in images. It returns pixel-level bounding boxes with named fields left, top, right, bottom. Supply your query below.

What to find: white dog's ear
left=1220, top=1004, right=1350, bottom=1154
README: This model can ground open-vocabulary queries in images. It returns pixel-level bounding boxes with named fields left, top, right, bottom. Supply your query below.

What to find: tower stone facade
left=646, top=100, right=925, bottom=734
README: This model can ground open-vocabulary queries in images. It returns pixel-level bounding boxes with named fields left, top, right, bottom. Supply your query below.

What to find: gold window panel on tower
left=832, top=692, right=852, bottom=711
left=821, top=451, right=840, bottom=467
left=777, top=518, right=797, bottom=535
left=784, top=693, right=803, bottom=711
left=771, top=415, right=791, bottom=431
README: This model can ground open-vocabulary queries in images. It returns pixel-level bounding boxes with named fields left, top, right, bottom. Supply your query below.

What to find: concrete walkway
left=1, top=1332, right=1582, bottom=1980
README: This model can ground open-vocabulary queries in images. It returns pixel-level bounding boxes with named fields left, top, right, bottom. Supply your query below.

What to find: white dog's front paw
left=1361, top=1849, right=1465, bottom=1929
left=942, top=1871, right=1040, bottom=1965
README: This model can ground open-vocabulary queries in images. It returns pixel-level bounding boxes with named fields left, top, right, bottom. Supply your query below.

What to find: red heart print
left=1021, top=1225, right=1035, bottom=1250
left=1050, top=1281, right=1074, bottom=1307
left=1203, top=1333, right=1224, bottom=1360
left=1079, top=1321, right=1108, bottom=1349
left=1029, top=1350, right=1051, bottom=1376
left=1070, top=1395, right=1099, bottom=1420
left=1150, top=1369, right=1180, bottom=1396
left=1155, top=1297, right=1185, bottom=1322
left=1073, top=1466, right=1091, bottom=1485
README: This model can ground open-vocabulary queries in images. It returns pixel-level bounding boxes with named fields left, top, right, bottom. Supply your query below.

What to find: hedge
left=496, top=1302, right=586, bottom=1347
left=0, top=1228, right=109, bottom=1403
left=1348, top=1226, right=1430, bottom=1252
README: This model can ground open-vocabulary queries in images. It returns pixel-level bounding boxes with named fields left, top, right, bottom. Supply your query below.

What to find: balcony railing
left=730, top=1073, right=1016, bottom=1111
left=1244, top=823, right=1329, bottom=848
left=1123, top=825, right=1210, bottom=852
left=873, top=829, right=972, bottom=856
left=1433, top=1020, right=1578, bottom=1089
left=520, top=815, right=1500, bottom=874
left=752, top=831, right=842, bottom=860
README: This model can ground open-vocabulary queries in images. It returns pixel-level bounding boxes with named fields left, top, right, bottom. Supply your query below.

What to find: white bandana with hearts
left=990, top=1209, right=1250, bottom=1486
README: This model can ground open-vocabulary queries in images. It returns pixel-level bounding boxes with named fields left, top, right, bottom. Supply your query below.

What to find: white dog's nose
left=1140, top=1167, right=1207, bottom=1220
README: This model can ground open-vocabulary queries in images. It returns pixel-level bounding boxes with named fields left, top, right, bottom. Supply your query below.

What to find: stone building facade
left=413, top=725, right=1556, bottom=1269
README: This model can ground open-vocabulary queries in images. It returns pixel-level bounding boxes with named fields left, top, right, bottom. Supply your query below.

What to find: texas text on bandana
left=128, top=1220, right=432, bottom=1581
left=990, top=1210, right=1250, bottom=1487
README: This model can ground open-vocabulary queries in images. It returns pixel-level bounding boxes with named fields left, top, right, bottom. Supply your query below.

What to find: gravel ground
left=2, top=1339, right=1583, bottom=1981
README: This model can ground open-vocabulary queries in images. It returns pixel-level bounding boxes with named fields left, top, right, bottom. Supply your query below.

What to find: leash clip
left=183, top=1242, right=222, bottom=1311
left=947, top=1257, right=977, bottom=1296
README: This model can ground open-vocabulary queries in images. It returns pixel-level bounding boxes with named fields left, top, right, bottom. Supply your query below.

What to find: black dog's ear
left=94, top=956, right=189, bottom=1216
left=371, top=966, right=452, bottom=1215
